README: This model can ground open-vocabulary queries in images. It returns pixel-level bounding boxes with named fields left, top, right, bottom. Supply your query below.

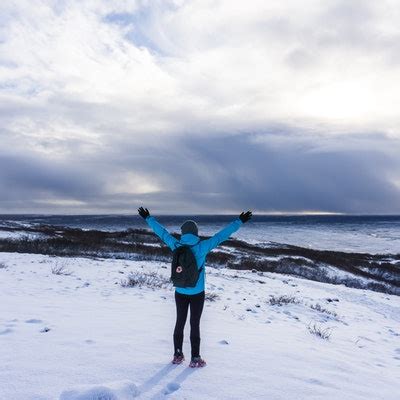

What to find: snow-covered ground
left=0, top=231, right=45, bottom=240
left=1, top=253, right=399, bottom=400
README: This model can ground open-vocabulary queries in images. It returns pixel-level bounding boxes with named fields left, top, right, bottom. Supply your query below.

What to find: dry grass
left=268, top=295, right=300, bottom=306
left=310, top=303, right=338, bottom=317
left=307, top=323, right=332, bottom=340
left=121, top=271, right=171, bottom=289
left=205, top=292, right=220, bottom=302
left=51, top=263, right=72, bottom=276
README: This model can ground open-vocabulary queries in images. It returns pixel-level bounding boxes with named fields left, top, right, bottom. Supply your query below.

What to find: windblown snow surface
left=0, top=253, right=399, bottom=400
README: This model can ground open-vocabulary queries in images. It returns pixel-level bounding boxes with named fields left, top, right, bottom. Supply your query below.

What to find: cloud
left=1, top=131, right=399, bottom=214
left=0, top=0, right=399, bottom=213
left=0, top=152, right=102, bottom=196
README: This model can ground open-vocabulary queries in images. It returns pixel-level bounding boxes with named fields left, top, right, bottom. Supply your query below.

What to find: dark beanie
left=180, top=220, right=198, bottom=236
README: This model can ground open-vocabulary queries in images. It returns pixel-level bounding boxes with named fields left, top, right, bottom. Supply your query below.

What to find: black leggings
left=173, top=290, right=205, bottom=358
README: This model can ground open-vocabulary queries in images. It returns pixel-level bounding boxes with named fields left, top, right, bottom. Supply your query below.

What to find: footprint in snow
left=25, top=319, right=43, bottom=324
left=163, top=382, right=180, bottom=395
left=3, top=319, right=18, bottom=327
left=0, top=328, right=13, bottom=335
left=306, top=378, right=328, bottom=387
left=358, top=336, right=374, bottom=343
left=59, top=380, right=139, bottom=399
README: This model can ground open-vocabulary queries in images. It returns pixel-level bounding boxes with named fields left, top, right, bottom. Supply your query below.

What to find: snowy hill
left=0, top=253, right=399, bottom=400
left=1, top=224, right=399, bottom=296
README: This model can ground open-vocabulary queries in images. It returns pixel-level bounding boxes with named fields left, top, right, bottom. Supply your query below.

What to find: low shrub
left=307, top=323, right=332, bottom=340
left=205, top=292, right=220, bottom=302
left=121, top=271, right=171, bottom=289
left=268, top=295, right=300, bottom=306
left=51, top=263, right=72, bottom=276
left=310, top=303, right=338, bottom=317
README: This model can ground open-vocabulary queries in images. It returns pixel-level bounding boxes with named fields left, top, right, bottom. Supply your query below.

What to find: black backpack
left=171, top=240, right=202, bottom=288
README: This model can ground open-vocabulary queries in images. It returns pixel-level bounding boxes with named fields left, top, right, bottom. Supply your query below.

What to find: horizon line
left=1, top=212, right=400, bottom=217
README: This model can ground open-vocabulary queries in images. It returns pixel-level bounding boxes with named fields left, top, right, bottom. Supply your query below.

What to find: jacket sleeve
left=145, top=216, right=179, bottom=251
left=200, top=218, right=243, bottom=254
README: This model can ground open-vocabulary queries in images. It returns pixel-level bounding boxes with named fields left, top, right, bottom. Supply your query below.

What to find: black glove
left=138, top=207, right=150, bottom=220
left=239, top=210, right=252, bottom=223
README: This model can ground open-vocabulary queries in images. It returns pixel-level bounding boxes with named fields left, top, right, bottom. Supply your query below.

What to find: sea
left=0, top=214, right=399, bottom=254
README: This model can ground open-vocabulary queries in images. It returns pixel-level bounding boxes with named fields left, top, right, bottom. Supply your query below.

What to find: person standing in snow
left=137, top=207, right=252, bottom=367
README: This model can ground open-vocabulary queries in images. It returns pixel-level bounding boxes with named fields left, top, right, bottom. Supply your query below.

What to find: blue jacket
left=145, top=216, right=244, bottom=295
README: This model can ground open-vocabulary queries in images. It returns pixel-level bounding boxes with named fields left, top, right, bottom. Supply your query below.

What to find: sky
left=0, top=0, right=400, bottom=215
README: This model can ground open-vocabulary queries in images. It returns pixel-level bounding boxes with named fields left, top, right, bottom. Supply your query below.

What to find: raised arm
left=138, top=207, right=179, bottom=251
left=200, top=211, right=252, bottom=253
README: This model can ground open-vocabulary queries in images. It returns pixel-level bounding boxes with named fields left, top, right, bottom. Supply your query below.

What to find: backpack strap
left=191, top=239, right=202, bottom=273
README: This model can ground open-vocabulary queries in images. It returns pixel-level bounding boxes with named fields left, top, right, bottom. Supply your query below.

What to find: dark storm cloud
left=79, top=130, right=400, bottom=214
left=0, top=152, right=103, bottom=205
left=150, top=132, right=400, bottom=214
left=1, top=131, right=399, bottom=214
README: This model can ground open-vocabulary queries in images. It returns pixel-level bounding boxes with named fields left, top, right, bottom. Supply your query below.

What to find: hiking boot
left=189, top=356, right=206, bottom=368
left=172, top=352, right=185, bottom=364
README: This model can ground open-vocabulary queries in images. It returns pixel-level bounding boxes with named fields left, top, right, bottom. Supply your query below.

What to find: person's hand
left=138, top=207, right=150, bottom=220
left=239, top=210, right=252, bottom=223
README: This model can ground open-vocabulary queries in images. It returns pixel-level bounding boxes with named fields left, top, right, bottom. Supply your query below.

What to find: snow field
left=0, top=253, right=399, bottom=399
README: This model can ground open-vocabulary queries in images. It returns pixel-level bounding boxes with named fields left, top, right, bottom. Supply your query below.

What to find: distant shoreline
left=1, top=213, right=400, bottom=217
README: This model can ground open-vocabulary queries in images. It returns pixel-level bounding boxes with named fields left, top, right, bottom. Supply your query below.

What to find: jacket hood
left=179, top=233, right=200, bottom=245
